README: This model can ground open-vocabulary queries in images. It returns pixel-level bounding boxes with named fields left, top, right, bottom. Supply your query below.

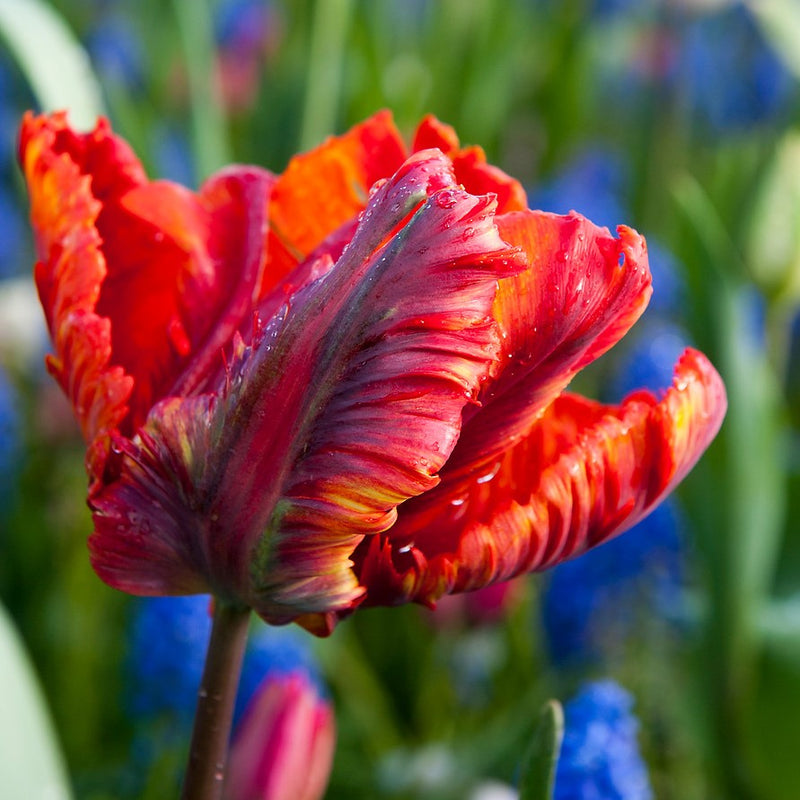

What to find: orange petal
left=354, top=349, right=726, bottom=607
left=265, top=110, right=407, bottom=279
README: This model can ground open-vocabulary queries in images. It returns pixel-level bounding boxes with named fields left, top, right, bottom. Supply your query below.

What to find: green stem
left=180, top=600, right=251, bottom=800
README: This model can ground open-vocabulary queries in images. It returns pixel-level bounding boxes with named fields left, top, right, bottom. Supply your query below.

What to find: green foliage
left=518, top=701, right=564, bottom=800
left=0, top=602, right=73, bottom=800
left=0, top=0, right=103, bottom=127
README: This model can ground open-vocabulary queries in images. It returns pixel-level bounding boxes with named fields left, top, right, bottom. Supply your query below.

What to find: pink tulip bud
left=225, top=671, right=335, bottom=800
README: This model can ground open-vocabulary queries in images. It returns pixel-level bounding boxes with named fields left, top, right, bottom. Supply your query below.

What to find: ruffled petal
left=20, top=112, right=135, bottom=488
left=89, top=150, right=524, bottom=623
left=354, top=349, right=726, bottom=607
left=412, top=115, right=528, bottom=214
left=447, top=210, right=652, bottom=478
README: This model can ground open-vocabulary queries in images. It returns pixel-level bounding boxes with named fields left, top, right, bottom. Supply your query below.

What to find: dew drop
left=435, top=189, right=457, bottom=209
left=476, top=460, right=501, bottom=484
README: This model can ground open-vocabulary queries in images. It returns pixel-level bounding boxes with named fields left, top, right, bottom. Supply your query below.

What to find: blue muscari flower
left=127, top=595, right=212, bottom=723
left=0, top=188, right=30, bottom=280
left=0, top=364, right=21, bottom=516
left=85, top=13, right=146, bottom=91
left=678, top=3, right=795, bottom=132
left=127, top=595, right=323, bottom=728
left=555, top=680, right=653, bottom=800
left=604, top=320, right=691, bottom=402
left=542, top=499, right=685, bottom=666
left=529, top=148, right=629, bottom=233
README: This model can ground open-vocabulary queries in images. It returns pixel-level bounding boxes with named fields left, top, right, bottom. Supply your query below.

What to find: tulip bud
left=226, top=671, right=335, bottom=800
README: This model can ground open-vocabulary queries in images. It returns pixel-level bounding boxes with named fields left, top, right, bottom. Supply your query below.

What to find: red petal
left=412, top=115, right=528, bottom=214
left=447, top=210, right=652, bottom=479
left=102, top=166, right=274, bottom=411
left=355, top=349, right=727, bottom=607
left=89, top=150, right=524, bottom=623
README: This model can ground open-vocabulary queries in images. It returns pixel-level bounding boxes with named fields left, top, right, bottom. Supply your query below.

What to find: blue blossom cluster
left=0, top=365, right=21, bottom=517
left=127, top=594, right=324, bottom=728
left=555, top=680, right=653, bottom=800
left=677, top=3, right=795, bottom=133
left=542, top=499, right=686, bottom=665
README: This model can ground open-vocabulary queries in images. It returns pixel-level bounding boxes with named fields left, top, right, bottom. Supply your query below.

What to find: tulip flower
left=225, top=671, right=335, bottom=800
left=19, top=110, right=725, bottom=632
left=20, top=110, right=725, bottom=796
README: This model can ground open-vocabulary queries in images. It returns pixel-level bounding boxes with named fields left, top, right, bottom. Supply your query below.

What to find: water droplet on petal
left=476, top=460, right=502, bottom=484
left=435, top=189, right=457, bottom=209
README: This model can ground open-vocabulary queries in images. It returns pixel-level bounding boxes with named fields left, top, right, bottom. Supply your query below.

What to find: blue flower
left=0, top=187, right=33, bottom=280
left=604, top=320, right=691, bottom=402
left=127, top=595, right=323, bottom=728
left=529, top=148, right=629, bottom=232
left=555, top=680, right=653, bottom=800
left=678, top=3, right=794, bottom=132
left=127, top=595, right=212, bottom=723
left=542, top=499, right=685, bottom=666
left=0, top=364, right=21, bottom=516
left=644, top=241, right=684, bottom=317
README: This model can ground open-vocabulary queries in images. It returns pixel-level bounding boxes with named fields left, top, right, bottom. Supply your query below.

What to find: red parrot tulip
left=19, top=110, right=726, bottom=635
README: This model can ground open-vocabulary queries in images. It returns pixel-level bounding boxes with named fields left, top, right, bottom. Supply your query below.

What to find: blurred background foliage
left=1, top=0, right=800, bottom=798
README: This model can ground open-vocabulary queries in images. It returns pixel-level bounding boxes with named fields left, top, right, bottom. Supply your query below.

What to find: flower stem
left=180, top=600, right=251, bottom=800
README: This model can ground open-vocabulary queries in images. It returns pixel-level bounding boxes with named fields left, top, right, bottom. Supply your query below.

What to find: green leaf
left=0, top=603, right=73, bottom=800
left=740, top=597, right=800, bottom=800
left=747, top=0, right=800, bottom=80
left=171, top=0, right=231, bottom=181
left=0, top=0, right=104, bottom=129
left=672, top=176, right=787, bottom=683
left=746, top=131, right=800, bottom=302
left=518, top=700, right=564, bottom=800
left=758, top=595, right=800, bottom=668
